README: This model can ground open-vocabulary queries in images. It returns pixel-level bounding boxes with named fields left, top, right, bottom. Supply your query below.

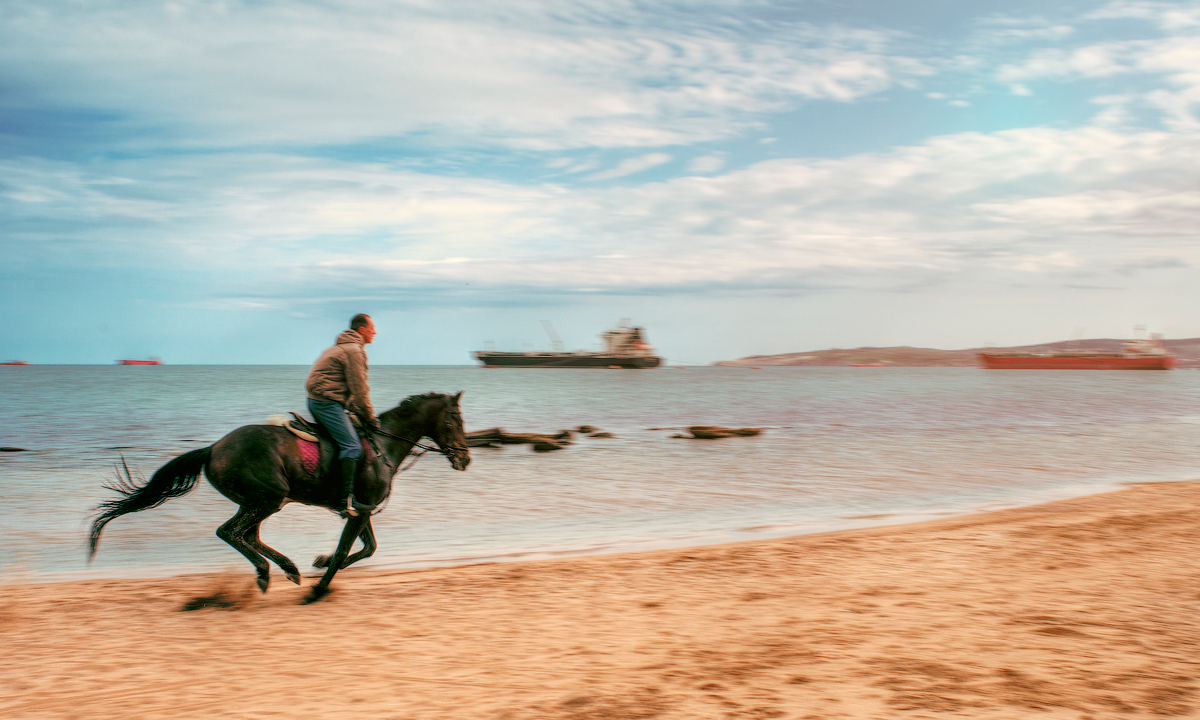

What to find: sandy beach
left=4, top=480, right=1200, bottom=719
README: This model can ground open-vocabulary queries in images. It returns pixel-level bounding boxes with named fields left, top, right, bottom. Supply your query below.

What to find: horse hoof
left=312, top=554, right=330, bottom=569
left=286, top=573, right=301, bottom=586
left=301, top=586, right=332, bottom=605
left=256, top=575, right=270, bottom=594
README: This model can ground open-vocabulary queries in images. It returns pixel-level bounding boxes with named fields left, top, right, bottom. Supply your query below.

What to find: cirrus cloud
left=0, top=0, right=931, bottom=151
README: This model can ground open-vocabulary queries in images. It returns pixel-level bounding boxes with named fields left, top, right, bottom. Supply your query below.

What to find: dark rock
left=588, top=432, right=615, bottom=438
left=465, top=428, right=506, bottom=447
left=532, top=440, right=568, bottom=452
left=497, top=432, right=544, bottom=445
left=467, top=427, right=573, bottom=451
left=686, top=426, right=763, bottom=439
left=0, top=447, right=28, bottom=452
left=576, top=425, right=599, bottom=433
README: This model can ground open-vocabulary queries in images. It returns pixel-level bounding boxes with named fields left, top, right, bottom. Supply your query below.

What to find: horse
left=88, top=391, right=470, bottom=604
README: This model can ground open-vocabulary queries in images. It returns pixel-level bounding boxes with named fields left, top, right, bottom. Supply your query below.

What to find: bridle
left=365, top=405, right=469, bottom=477
left=371, top=428, right=445, bottom=455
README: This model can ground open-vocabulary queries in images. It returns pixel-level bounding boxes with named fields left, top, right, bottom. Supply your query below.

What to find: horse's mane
left=387, top=392, right=449, bottom=418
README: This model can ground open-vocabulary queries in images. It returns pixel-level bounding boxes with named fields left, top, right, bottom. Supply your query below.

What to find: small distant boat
left=117, top=358, right=163, bottom=365
left=979, top=334, right=1177, bottom=370
left=1, top=360, right=30, bottom=366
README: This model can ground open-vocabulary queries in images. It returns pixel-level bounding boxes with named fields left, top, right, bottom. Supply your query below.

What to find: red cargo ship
left=979, top=336, right=1177, bottom=370
left=117, top=358, right=163, bottom=365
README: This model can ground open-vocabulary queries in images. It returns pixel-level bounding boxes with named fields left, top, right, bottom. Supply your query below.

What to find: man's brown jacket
left=305, top=329, right=376, bottom=424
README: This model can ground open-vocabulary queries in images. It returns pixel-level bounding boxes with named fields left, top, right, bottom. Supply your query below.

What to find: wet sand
left=4, top=480, right=1200, bottom=719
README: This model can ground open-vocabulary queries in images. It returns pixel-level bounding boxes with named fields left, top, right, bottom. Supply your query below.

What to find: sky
left=4, top=0, right=1200, bottom=364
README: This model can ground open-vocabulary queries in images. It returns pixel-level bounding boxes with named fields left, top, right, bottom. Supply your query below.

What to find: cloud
left=997, top=43, right=1134, bottom=83
left=1115, top=255, right=1190, bottom=275
left=9, top=0, right=1200, bottom=326
left=0, top=0, right=930, bottom=151
left=587, top=153, right=672, bottom=180
left=688, top=155, right=726, bottom=173
left=1088, top=1, right=1200, bottom=29
left=9, top=120, right=1200, bottom=311
left=992, top=7, right=1200, bottom=129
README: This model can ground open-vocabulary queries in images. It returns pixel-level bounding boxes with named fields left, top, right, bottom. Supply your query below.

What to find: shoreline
left=6, top=479, right=1200, bottom=718
left=23, top=474, right=1169, bottom=586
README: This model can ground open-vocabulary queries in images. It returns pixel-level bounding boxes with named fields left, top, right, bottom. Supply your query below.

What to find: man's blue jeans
left=307, top=398, right=363, bottom=460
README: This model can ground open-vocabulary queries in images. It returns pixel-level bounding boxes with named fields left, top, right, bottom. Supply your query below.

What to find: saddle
left=268, top=412, right=374, bottom=478
left=284, top=412, right=326, bottom=443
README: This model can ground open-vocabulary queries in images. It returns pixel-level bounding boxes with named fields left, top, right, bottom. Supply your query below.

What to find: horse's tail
left=87, top=447, right=212, bottom=560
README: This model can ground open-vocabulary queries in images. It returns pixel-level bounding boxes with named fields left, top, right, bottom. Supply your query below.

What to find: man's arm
left=343, top=345, right=377, bottom=426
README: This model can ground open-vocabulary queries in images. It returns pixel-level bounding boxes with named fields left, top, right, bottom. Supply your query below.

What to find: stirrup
left=341, top=494, right=374, bottom=518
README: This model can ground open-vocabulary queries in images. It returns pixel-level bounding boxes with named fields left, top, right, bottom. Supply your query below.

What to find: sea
left=4, top=365, right=1200, bottom=583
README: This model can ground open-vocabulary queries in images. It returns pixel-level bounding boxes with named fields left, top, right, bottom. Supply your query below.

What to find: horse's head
left=385, top=391, right=471, bottom=471
left=435, top=391, right=471, bottom=471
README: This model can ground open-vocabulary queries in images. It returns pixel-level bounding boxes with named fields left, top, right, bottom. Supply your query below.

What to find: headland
left=716, top=337, right=1200, bottom=367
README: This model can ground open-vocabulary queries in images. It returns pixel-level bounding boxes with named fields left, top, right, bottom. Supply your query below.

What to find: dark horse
left=88, top=392, right=470, bottom=603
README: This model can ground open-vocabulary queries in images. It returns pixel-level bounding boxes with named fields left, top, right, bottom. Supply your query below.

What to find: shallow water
left=4, top=365, right=1200, bottom=581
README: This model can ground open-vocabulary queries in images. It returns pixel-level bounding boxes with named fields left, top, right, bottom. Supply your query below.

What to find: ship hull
left=978, top=353, right=1176, bottom=370
left=473, top=352, right=661, bottom=368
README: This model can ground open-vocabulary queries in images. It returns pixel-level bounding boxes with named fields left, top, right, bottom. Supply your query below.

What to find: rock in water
left=466, top=427, right=574, bottom=452
left=686, top=426, right=762, bottom=439
left=532, top=440, right=568, bottom=452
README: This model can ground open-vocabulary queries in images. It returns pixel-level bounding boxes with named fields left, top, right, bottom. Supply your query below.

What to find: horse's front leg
left=302, top=514, right=368, bottom=604
left=312, top=518, right=377, bottom=570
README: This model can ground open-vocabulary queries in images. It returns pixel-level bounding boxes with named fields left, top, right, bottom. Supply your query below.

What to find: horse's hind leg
left=243, top=518, right=302, bottom=586
left=216, top=506, right=274, bottom=593
left=313, top=519, right=376, bottom=570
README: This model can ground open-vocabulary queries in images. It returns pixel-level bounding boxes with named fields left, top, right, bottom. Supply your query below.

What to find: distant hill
left=713, top=338, right=1200, bottom=368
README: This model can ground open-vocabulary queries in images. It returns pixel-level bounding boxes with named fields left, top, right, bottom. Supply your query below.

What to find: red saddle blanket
left=297, top=437, right=373, bottom=477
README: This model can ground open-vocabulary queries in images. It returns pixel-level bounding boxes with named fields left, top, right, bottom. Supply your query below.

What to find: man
left=306, top=313, right=381, bottom=517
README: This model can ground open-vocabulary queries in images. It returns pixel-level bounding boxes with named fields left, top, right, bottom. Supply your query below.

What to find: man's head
left=350, top=314, right=376, bottom=344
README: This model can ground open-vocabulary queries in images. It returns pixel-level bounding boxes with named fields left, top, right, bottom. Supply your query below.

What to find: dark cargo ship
left=473, top=320, right=662, bottom=368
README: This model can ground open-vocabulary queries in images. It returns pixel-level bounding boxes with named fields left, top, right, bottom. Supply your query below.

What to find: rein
left=349, top=402, right=468, bottom=515
left=370, top=428, right=446, bottom=455
left=365, top=422, right=468, bottom=479
left=355, top=430, right=435, bottom=518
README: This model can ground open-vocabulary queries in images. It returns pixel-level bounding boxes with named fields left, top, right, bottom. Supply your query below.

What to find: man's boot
left=339, top=457, right=359, bottom=517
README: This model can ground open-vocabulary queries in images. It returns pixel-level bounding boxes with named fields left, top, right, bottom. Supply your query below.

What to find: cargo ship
left=978, top=335, right=1177, bottom=370
left=473, top=320, right=662, bottom=368
left=117, top=358, right=163, bottom=365
left=1, top=360, right=30, bottom=366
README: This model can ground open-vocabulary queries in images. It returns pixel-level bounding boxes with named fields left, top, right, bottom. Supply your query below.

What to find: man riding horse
left=306, top=313, right=380, bottom=517
left=87, top=310, right=471, bottom=602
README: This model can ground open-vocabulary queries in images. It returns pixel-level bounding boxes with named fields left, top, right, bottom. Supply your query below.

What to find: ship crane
left=540, top=320, right=565, bottom=353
